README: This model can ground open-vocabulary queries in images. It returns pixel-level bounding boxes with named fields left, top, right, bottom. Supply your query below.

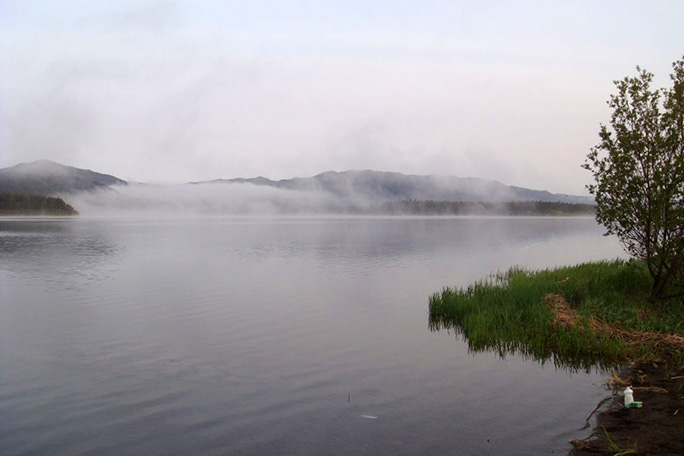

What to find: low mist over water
left=1, top=216, right=626, bottom=455
left=67, top=183, right=341, bottom=216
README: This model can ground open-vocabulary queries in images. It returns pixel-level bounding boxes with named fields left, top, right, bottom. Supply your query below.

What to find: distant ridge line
left=0, top=161, right=593, bottom=205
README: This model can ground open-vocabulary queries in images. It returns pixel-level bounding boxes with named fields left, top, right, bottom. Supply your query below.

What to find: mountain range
left=201, top=170, right=592, bottom=204
left=0, top=160, right=593, bottom=205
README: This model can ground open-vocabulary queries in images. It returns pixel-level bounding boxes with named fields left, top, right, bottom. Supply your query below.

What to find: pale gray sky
left=1, top=0, right=682, bottom=194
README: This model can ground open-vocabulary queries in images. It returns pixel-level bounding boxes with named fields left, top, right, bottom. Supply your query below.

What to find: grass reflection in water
left=429, top=259, right=684, bottom=372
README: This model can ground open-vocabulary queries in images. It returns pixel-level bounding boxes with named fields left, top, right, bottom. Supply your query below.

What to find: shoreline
left=427, top=260, right=683, bottom=455
left=571, top=362, right=684, bottom=455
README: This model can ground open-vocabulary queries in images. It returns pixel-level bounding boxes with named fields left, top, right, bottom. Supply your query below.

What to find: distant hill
left=200, top=170, right=593, bottom=204
left=0, top=160, right=127, bottom=195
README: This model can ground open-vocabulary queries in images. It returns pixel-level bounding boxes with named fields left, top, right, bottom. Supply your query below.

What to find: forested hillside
left=0, top=194, right=79, bottom=215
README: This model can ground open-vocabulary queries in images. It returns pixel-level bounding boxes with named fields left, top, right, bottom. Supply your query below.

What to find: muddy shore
left=570, top=362, right=684, bottom=455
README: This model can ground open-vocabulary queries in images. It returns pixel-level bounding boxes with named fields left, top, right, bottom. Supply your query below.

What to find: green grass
left=602, top=426, right=638, bottom=455
left=429, top=259, right=684, bottom=371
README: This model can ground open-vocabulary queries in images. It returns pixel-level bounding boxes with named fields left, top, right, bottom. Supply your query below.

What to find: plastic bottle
left=624, top=386, right=634, bottom=407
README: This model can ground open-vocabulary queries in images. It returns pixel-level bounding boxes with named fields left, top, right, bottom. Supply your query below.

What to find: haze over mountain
left=200, top=170, right=592, bottom=205
left=0, top=160, right=126, bottom=195
left=0, top=160, right=593, bottom=214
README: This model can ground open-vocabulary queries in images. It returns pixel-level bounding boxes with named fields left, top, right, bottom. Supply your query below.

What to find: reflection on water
left=428, top=314, right=619, bottom=373
left=0, top=216, right=626, bottom=455
left=0, top=218, right=121, bottom=289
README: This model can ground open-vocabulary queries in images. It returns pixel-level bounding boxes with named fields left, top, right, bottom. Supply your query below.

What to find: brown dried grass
left=600, top=369, right=669, bottom=394
left=601, top=369, right=630, bottom=393
left=546, top=293, right=684, bottom=354
left=633, top=386, right=669, bottom=393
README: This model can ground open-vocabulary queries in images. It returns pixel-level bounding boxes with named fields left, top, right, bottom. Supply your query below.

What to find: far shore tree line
left=0, top=192, right=596, bottom=217
left=0, top=193, right=79, bottom=215
left=213, top=199, right=594, bottom=215
left=358, top=200, right=595, bottom=216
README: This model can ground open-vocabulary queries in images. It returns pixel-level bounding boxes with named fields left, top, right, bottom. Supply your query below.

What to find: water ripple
left=1, top=217, right=623, bottom=455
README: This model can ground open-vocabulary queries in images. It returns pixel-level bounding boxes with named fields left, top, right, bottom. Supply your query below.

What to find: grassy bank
left=429, top=259, right=684, bottom=370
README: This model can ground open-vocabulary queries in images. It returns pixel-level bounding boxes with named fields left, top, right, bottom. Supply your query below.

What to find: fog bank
left=66, top=182, right=348, bottom=216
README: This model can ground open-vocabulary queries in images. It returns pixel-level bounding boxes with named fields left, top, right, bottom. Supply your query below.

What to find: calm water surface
left=0, top=216, right=626, bottom=455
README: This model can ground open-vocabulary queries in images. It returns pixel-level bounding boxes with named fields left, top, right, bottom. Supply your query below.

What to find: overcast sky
left=1, top=1, right=682, bottom=194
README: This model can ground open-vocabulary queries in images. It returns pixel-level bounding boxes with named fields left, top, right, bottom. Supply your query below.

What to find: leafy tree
left=584, top=57, right=684, bottom=299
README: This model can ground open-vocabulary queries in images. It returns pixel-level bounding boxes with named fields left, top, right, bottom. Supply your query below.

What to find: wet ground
left=571, top=362, right=684, bottom=456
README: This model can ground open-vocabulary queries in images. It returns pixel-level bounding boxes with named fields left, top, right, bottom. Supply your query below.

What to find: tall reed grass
left=429, top=260, right=684, bottom=371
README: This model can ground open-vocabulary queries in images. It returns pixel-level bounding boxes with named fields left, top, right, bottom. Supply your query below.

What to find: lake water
left=0, top=216, right=626, bottom=455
